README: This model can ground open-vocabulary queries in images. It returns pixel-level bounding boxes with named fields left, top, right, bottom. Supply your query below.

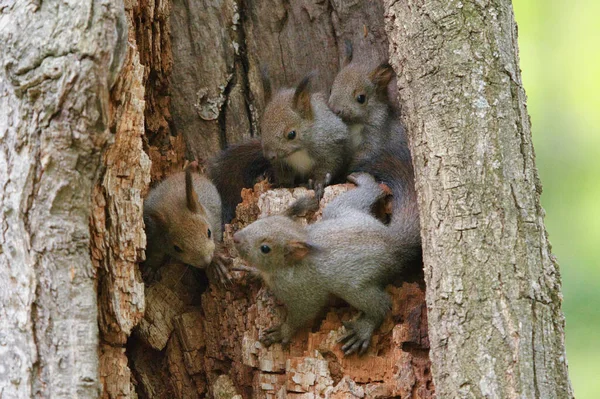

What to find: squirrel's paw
left=230, top=264, right=263, bottom=283
left=308, top=172, right=332, bottom=201
left=207, top=254, right=232, bottom=289
left=260, top=325, right=287, bottom=347
left=338, top=320, right=373, bottom=356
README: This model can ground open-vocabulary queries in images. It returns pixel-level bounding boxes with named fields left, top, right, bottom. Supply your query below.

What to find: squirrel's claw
left=207, top=254, right=232, bottom=289
left=313, top=173, right=332, bottom=202
left=260, top=325, right=283, bottom=347
left=338, top=321, right=372, bottom=356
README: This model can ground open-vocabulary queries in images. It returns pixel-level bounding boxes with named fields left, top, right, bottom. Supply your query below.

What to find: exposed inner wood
left=98, top=1, right=433, bottom=397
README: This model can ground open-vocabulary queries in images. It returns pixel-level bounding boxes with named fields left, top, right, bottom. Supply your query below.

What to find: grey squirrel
left=328, top=41, right=409, bottom=166
left=208, top=73, right=353, bottom=223
left=329, top=40, right=420, bottom=262
left=143, top=162, right=229, bottom=285
left=260, top=73, right=352, bottom=188
left=233, top=171, right=420, bottom=355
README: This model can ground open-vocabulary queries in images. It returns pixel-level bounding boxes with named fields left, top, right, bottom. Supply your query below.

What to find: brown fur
left=143, top=165, right=222, bottom=271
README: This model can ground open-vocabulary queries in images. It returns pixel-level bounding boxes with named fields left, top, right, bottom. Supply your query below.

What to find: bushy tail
left=352, top=144, right=421, bottom=265
left=208, top=139, right=272, bottom=223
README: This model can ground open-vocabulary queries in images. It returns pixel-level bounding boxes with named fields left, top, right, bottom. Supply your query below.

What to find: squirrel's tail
left=208, top=139, right=272, bottom=223
left=352, top=144, right=421, bottom=265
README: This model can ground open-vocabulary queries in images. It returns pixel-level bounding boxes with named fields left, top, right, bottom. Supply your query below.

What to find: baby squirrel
left=209, top=73, right=353, bottom=223
left=260, top=73, right=353, bottom=188
left=328, top=41, right=409, bottom=166
left=329, top=40, right=420, bottom=263
left=233, top=171, right=420, bottom=356
left=143, top=162, right=229, bottom=284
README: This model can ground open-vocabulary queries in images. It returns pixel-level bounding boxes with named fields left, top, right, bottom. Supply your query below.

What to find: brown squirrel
left=143, top=162, right=229, bottom=284
left=328, top=41, right=409, bottom=166
left=208, top=73, right=353, bottom=224
left=233, top=170, right=420, bottom=356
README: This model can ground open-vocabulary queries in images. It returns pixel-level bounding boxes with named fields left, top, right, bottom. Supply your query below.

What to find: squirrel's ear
left=342, top=39, right=353, bottom=67
left=293, top=73, right=314, bottom=120
left=185, top=162, right=206, bottom=215
left=143, top=209, right=166, bottom=238
left=284, top=240, right=313, bottom=262
left=261, top=65, right=272, bottom=104
left=369, top=63, right=394, bottom=92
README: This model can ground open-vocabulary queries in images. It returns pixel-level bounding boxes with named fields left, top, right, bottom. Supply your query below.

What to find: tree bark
left=1, top=0, right=572, bottom=398
left=0, top=1, right=127, bottom=397
left=115, top=0, right=434, bottom=397
left=384, top=1, right=573, bottom=397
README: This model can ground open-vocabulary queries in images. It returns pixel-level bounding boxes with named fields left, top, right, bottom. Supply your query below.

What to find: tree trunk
left=384, top=1, right=573, bottom=398
left=0, top=0, right=572, bottom=398
left=113, top=1, right=433, bottom=397
left=0, top=1, right=127, bottom=397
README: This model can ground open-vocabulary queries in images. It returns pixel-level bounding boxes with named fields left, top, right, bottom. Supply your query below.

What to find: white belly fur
left=286, top=149, right=315, bottom=174
left=349, top=124, right=365, bottom=149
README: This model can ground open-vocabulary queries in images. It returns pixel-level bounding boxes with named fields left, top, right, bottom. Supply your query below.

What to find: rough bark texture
left=109, top=1, right=434, bottom=397
left=384, top=1, right=573, bottom=397
left=0, top=0, right=434, bottom=398
left=169, top=0, right=390, bottom=161
left=0, top=1, right=127, bottom=397
left=93, top=1, right=186, bottom=398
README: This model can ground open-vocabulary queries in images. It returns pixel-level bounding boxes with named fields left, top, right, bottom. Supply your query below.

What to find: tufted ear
left=293, top=73, right=314, bottom=120
left=342, top=39, right=353, bottom=67
left=284, top=240, right=314, bottom=262
left=185, top=162, right=206, bottom=215
left=261, top=65, right=272, bottom=104
left=369, top=62, right=394, bottom=92
left=143, top=208, right=166, bottom=239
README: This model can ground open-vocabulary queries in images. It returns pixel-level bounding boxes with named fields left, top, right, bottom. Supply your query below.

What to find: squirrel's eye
left=287, top=130, right=297, bottom=140
left=356, top=94, right=366, bottom=104
left=260, top=244, right=271, bottom=254
left=207, top=228, right=212, bottom=238
left=173, top=245, right=183, bottom=253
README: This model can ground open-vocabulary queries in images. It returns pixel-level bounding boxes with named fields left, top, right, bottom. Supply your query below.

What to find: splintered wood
left=131, top=182, right=433, bottom=398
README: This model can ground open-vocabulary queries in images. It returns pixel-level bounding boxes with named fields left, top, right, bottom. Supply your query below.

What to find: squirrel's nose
left=332, top=108, right=341, bottom=116
left=233, top=232, right=241, bottom=244
left=265, top=151, right=277, bottom=161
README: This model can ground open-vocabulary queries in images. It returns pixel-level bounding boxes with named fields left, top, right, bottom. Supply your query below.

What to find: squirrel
left=143, top=162, right=229, bottom=285
left=208, top=73, right=353, bottom=223
left=232, top=170, right=420, bottom=356
left=328, top=41, right=409, bottom=166
left=328, top=40, right=421, bottom=262
left=260, top=73, right=353, bottom=188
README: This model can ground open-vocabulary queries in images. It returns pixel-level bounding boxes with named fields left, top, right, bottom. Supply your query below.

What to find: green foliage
left=513, top=0, right=600, bottom=396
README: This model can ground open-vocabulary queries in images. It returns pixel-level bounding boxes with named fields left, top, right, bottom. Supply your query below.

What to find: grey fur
left=233, top=173, right=417, bottom=355
left=328, top=61, right=407, bottom=166
left=261, top=77, right=353, bottom=188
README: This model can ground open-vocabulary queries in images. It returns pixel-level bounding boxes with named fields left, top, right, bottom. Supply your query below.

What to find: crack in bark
left=234, top=0, right=257, bottom=138
left=217, top=72, right=236, bottom=149
left=531, top=300, right=540, bottom=399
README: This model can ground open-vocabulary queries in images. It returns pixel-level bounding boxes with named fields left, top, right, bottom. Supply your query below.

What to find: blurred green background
left=513, top=0, right=600, bottom=397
